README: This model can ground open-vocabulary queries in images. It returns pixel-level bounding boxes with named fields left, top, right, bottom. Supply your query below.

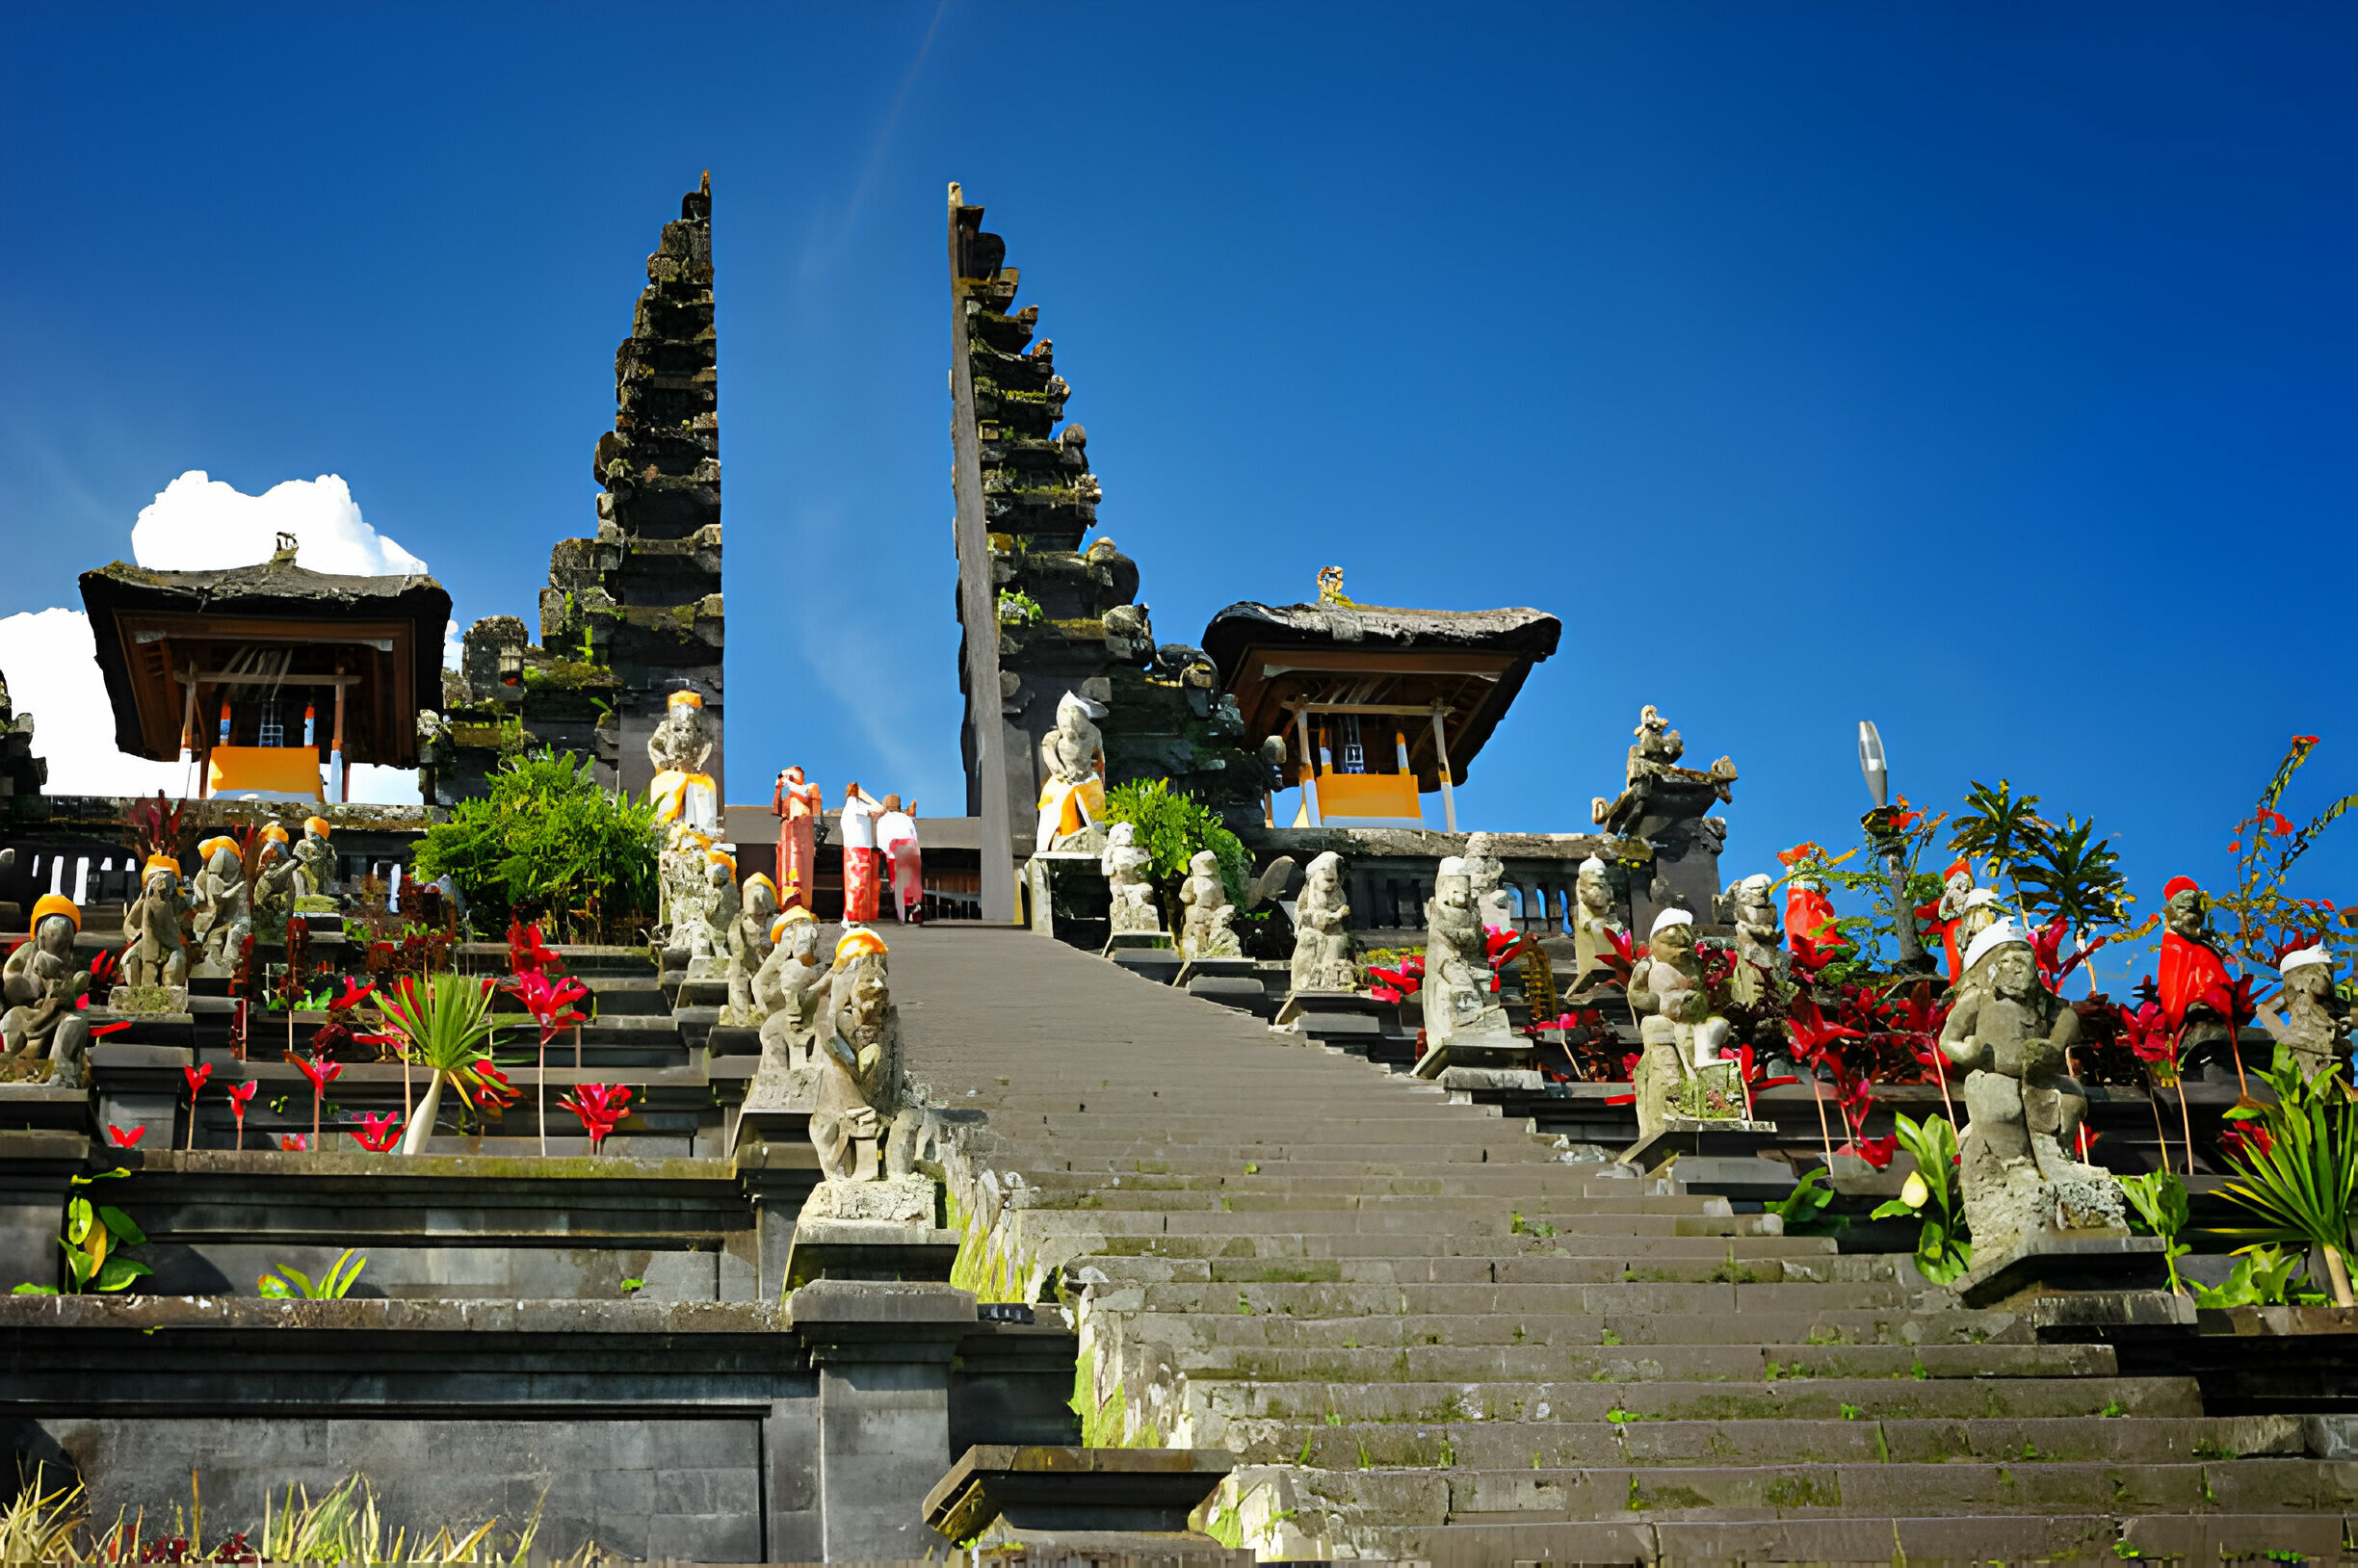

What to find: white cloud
left=131, top=471, right=429, bottom=577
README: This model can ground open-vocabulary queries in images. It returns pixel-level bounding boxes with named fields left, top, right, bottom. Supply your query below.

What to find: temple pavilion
left=79, top=536, right=452, bottom=804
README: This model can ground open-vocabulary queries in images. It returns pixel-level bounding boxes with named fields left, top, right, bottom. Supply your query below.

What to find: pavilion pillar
left=1295, top=709, right=1322, bottom=826
left=1429, top=703, right=1457, bottom=834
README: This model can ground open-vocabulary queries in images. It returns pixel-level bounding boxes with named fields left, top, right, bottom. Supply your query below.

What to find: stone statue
left=1626, top=908, right=1735, bottom=1138
left=1730, top=874, right=1782, bottom=973
left=1939, top=922, right=2125, bottom=1266
left=648, top=691, right=721, bottom=954
left=1589, top=704, right=1739, bottom=831
left=1419, top=858, right=1510, bottom=1055
left=1178, top=850, right=1241, bottom=960
left=2262, top=945, right=2350, bottom=1082
left=1289, top=850, right=1355, bottom=993
left=122, top=859, right=191, bottom=991
left=2159, top=876, right=2236, bottom=1075
left=724, top=875, right=778, bottom=1024
left=680, top=849, right=736, bottom=978
left=294, top=815, right=334, bottom=899
left=192, top=836, right=249, bottom=977
left=251, top=842, right=300, bottom=920
left=1460, top=832, right=1515, bottom=931
left=751, top=910, right=832, bottom=1070
left=1035, top=690, right=1108, bottom=853
left=1, top=897, right=92, bottom=1087
left=1570, top=855, right=1622, bottom=990
left=1101, top=821, right=1162, bottom=935
left=808, top=931, right=923, bottom=1186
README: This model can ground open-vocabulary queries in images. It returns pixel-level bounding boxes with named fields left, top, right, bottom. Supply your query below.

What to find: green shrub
left=1102, top=778, right=1249, bottom=904
left=412, top=750, right=659, bottom=937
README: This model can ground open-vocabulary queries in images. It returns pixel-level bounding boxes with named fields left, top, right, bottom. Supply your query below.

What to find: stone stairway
left=890, top=925, right=2353, bottom=1563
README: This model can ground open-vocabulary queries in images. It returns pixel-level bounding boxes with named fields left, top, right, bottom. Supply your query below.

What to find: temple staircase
left=890, top=925, right=2352, bottom=1564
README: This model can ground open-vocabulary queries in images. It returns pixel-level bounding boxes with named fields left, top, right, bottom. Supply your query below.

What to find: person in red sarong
left=878, top=795, right=923, bottom=924
left=840, top=783, right=884, bottom=924
left=773, top=767, right=823, bottom=912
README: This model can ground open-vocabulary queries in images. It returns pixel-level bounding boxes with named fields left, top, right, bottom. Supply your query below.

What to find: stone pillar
left=0, top=1132, right=89, bottom=1293
left=786, top=1279, right=978, bottom=1562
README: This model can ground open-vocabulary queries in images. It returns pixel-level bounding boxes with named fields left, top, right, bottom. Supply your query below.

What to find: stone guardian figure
left=2262, top=944, right=2350, bottom=1082
left=1035, top=690, right=1108, bottom=853
left=1289, top=850, right=1356, bottom=993
left=192, top=836, right=250, bottom=978
left=1101, top=821, right=1163, bottom=936
left=1938, top=922, right=2127, bottom=1267
left=122, top=857, right=191, bottom=991
left=1178, top=850, right=1241, bottom=960
left=1, top=896, right=93, bottom=1087
left=724, top=875, right=779, bottom=1024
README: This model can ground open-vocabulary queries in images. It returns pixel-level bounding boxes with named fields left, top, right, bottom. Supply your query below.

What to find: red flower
left=1787, top=928, right=1848, bottom=978
left=180, top=1063, right=212, bottom=1102
left=2029, top=915, right=2109, bottom=988
left=1786, top=998, right=1868, bottom=1071
left=291, top=1056, right=345, bottom=1097
left=2116, top=1002, right=2175, bottom=1066
left=473, top=1062, right=519, bottom=1111
left=277, top=1133, right=309, bottom=1153
left=1365, top=954, right=1425, bottom=1004
left=106, top=1124, right=145, bottom=1148
left=507, top=969, right=591, bottom=1045
left=1590, top=927, right=1641, bottom=990
left=2220, top=1122, right=2275, bottom=1165
left=350, top=1111, right=404, bottom=1153
left=1842, top=1134, right=1899, bottom=1170
left=325, top=978, right=376, bottom=1012
left=508, top=919, right=561, bottom=978
left=558, top=1083, right=633, bottom=1147
left=225, top=1080, right=258, bottom=1137
left=1719, top=1041, right=1797, bottom=1092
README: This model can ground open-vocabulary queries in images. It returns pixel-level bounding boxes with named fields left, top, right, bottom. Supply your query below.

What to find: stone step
left=1082, top=1250, right=1891, bottom=1288
left=1241, top=1453, right=2354, bottom=1526
left=1250, top=1412, right=2303, bottom=1471
left=1128, top=1280, right=1927, bottom=1316
left=995, top=1169, right=1700, bottom=1204
left=1316, top=1511, right=2346, bottom=1568
left=578, top=976, right=670, bottom=1016
left=1194, top=1372, right=2203, bottom=1429
left=1015, top=1207, right=1821, bottom=1247
left=1154, top=1339, right=2113, bottom=1386
left=1103, top=1306, right=2034, bottom=1350
left=1013, top=1192, right=1774, bottom=1236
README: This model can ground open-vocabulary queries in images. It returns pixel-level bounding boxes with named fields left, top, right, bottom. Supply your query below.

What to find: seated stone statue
left=251, top=841, right=299, bottom=920
left=1101, top=822, right=1162, bottom=935
left=1939, top=922, right=2125, bottom=1265
left=122, top=858, right=191, bottom=991
left=192, top=836, right=249, bottom=977
left=808, top=930, right=923, bottom=1187
left=1289, top=849, right=1356, bottom=993
left=295, top=816, right=334, bottom=899
left=1420, top=859, right=1510, bottom=1055
left=1460, top=833, right=1515, bottom=931
left=2, top=897, right=92, bottom=1087
left=2264, top=945, right=2350, bottom=1081
left=1569, top=855, right=1623, bottom=991
left=1178, top=850, right=1241, bottom=960
left=724, top=875, right=778, bottom=1024
left=751, top=908, right=832, bottom=1071
left=1627, top=908, right=1735, bottom=1138
left=687, top=850, right=738, bottom=978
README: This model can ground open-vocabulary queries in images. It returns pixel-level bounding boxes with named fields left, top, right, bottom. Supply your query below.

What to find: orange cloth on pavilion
left=1309, top=769, right=1421, bottom=822
left=205, top=745, right=323, bottom=801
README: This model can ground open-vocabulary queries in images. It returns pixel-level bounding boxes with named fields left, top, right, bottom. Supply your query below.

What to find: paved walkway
left=888, top=924, right=2347, bottom=1563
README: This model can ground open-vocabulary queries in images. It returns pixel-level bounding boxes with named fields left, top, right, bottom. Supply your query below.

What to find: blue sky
left=3, top=3, right=2352, bottom=987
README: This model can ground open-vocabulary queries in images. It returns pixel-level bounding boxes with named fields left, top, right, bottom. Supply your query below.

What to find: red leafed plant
left=1365, top=954, right=1424, bottom=1005
left=83, top=947, right=120, bottom=1009
left=350, top=1111, right=404, bottom=1153
left=226, top=1080, right=258, bottom=1147
left=181, top=1062, right=212, bottom=1153
left=290, top=1054, right=345, bottom=1146
left=558, top=1083, right=633, bottom=1151
left=508, top=919, right=562, bottom=978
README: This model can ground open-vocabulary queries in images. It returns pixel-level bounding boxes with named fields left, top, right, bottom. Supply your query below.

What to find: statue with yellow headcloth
left=2, top=895, right=93, bottom=1086
left=123, top=854, right=192, bottom=992
left=294, top=815, right=334, bottom=901
left=806, top=928, right=924, bottom=1189
left=192, top=835, right=249, bottom=977
left=724, top=873, right=779, bottom=1024
left=648, top=690, right=724, bottom=957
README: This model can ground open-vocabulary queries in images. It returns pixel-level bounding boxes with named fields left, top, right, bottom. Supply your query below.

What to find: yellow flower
left=1900, top=1171, right=1929, bottom=1211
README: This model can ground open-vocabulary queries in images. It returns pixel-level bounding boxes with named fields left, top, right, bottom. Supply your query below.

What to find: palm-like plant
left=378, top=974, right=504, bottom=1155
left=2214, top=1059, right=2358, bottom=1307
